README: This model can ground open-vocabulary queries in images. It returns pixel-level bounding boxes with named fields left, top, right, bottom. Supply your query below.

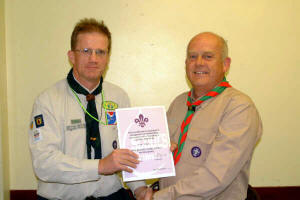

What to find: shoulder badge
left=34, top=114, right=44, bottom=128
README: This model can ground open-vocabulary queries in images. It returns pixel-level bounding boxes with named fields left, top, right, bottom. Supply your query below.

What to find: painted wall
left=1, top=0, right=10, bottom=199
left=4, top=0, right=300, bottom=190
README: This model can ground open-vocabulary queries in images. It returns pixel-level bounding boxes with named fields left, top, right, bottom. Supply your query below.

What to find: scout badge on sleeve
left=34, top=114, right=44, bottom=128
left=33, top=129, right=43, bottom=143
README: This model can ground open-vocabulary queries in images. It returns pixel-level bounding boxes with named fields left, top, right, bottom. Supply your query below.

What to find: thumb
left=145, top=187, right=153, bottom=200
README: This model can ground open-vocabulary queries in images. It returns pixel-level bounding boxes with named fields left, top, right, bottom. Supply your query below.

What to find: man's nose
left=89, top=50, right=98, bottom=61
left=196, top=55, right=204, bottom=65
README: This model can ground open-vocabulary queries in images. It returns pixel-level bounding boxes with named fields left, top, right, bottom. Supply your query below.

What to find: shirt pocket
left=181, top=128, right=215, bottom=166
left=64, top=124, right=86, bottom=157
left=100, top=125, right=118, bottom=157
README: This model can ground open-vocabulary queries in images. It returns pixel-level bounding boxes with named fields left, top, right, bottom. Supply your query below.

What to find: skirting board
left=10, top=186, right=300, bottom=200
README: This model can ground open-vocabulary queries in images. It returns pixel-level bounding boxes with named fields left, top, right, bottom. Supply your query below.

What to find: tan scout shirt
left=154, top=87, right=262, bottom=200
left=29, top=79, right=144, bottom=200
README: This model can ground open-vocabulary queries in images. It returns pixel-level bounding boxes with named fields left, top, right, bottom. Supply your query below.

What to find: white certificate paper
left=116, top=106, right=176, bottom=182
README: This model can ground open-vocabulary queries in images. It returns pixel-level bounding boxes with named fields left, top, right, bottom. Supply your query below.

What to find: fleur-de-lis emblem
left=134, top=114, right=149, bottom=127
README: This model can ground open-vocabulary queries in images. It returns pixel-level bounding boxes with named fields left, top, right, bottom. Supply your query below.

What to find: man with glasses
left=144, top=32, right=262, bottom=200
left=29, top=18, right=147, bottom=200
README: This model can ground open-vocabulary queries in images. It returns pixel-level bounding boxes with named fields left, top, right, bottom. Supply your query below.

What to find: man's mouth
left=86, top=65, right=98, bottom=68
left=194, top=71, right=208, bottom=74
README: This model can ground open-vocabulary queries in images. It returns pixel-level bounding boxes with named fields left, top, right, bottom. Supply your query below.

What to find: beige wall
left=4, top=0, right=300, bottom=190
left=1, top=0, right=10, bottom=199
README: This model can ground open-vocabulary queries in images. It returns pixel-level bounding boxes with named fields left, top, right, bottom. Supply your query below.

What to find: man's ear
left=67, top=50, right=75, bottom=66
left=223, top=57, right=231, bottom=73
left=185, top=57, right=189, bottom=68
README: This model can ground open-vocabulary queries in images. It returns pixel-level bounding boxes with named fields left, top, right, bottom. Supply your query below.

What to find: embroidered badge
left=106, top=111, right=117, bottom=125
left=103, top=101, right=118, bottom=110
left=191, top=146, right=201, bottom=158
left=34, top=114, right=44, bottom=128
left=33, top=129, right=42, bottom=142
left=112, top=140, right=117, bottom=149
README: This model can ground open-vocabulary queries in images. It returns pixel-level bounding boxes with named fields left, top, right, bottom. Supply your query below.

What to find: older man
left=146, top=32, right=262, bottom=200
left=29, top=18, right=147, bottom=200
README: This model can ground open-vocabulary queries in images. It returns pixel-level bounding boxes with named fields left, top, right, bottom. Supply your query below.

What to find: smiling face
left=68, top=32, right=109, bottom=90
left=185, top=33, right=231, bottom=98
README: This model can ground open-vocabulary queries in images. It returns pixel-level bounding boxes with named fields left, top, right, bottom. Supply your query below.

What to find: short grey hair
left=220, top=36, right=228, bottom=61
left=187, top=32, right=229, bottom=61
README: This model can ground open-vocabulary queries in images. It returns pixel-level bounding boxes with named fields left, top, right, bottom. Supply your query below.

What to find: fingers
left=118, top=149, right=140, bottom=164
left=134, top=186, right=148, bottom=200
left=114, top=149, right=139, bottom=171
left=117, top=164, right=133, bottom=173
left=122, top=148, right=139, bottom=159
left=98, top=149, right=140, bottom=175
left=145, top=187, right=153, bottom=200
left=170, top=141, right=178, bottom=152
left=117, top=149, right=140, bottom=172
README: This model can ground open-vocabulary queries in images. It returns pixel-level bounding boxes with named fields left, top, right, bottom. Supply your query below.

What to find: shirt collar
left=72, top=73, right=100, bottom=94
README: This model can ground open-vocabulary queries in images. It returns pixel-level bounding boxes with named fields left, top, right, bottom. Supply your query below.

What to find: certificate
left=116, top=106, right=176, bottom=182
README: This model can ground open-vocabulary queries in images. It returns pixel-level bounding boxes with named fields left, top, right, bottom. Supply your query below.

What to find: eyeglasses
left=73, top=48, right=108, bottom=57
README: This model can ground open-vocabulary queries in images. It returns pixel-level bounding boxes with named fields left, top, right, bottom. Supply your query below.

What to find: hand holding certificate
left=116, top=106, right=176, bottom=182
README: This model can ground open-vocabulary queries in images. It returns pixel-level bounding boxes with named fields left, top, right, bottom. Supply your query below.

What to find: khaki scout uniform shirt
left=29, top=79, right=144, bottom=200
left=154, top=87, right=262, bottom=200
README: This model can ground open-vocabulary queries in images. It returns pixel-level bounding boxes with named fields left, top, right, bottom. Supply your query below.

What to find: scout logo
left=191, top=146, right=201, bottom=158
left=34, top=114, right=44, bottom=128
left=103, top=101, right=118, bottom=110
left=106, top=111, right=116, bottom=125
left=112, top=140, right=117, bottom=149
left=134, top=114, right=148, bottom=128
